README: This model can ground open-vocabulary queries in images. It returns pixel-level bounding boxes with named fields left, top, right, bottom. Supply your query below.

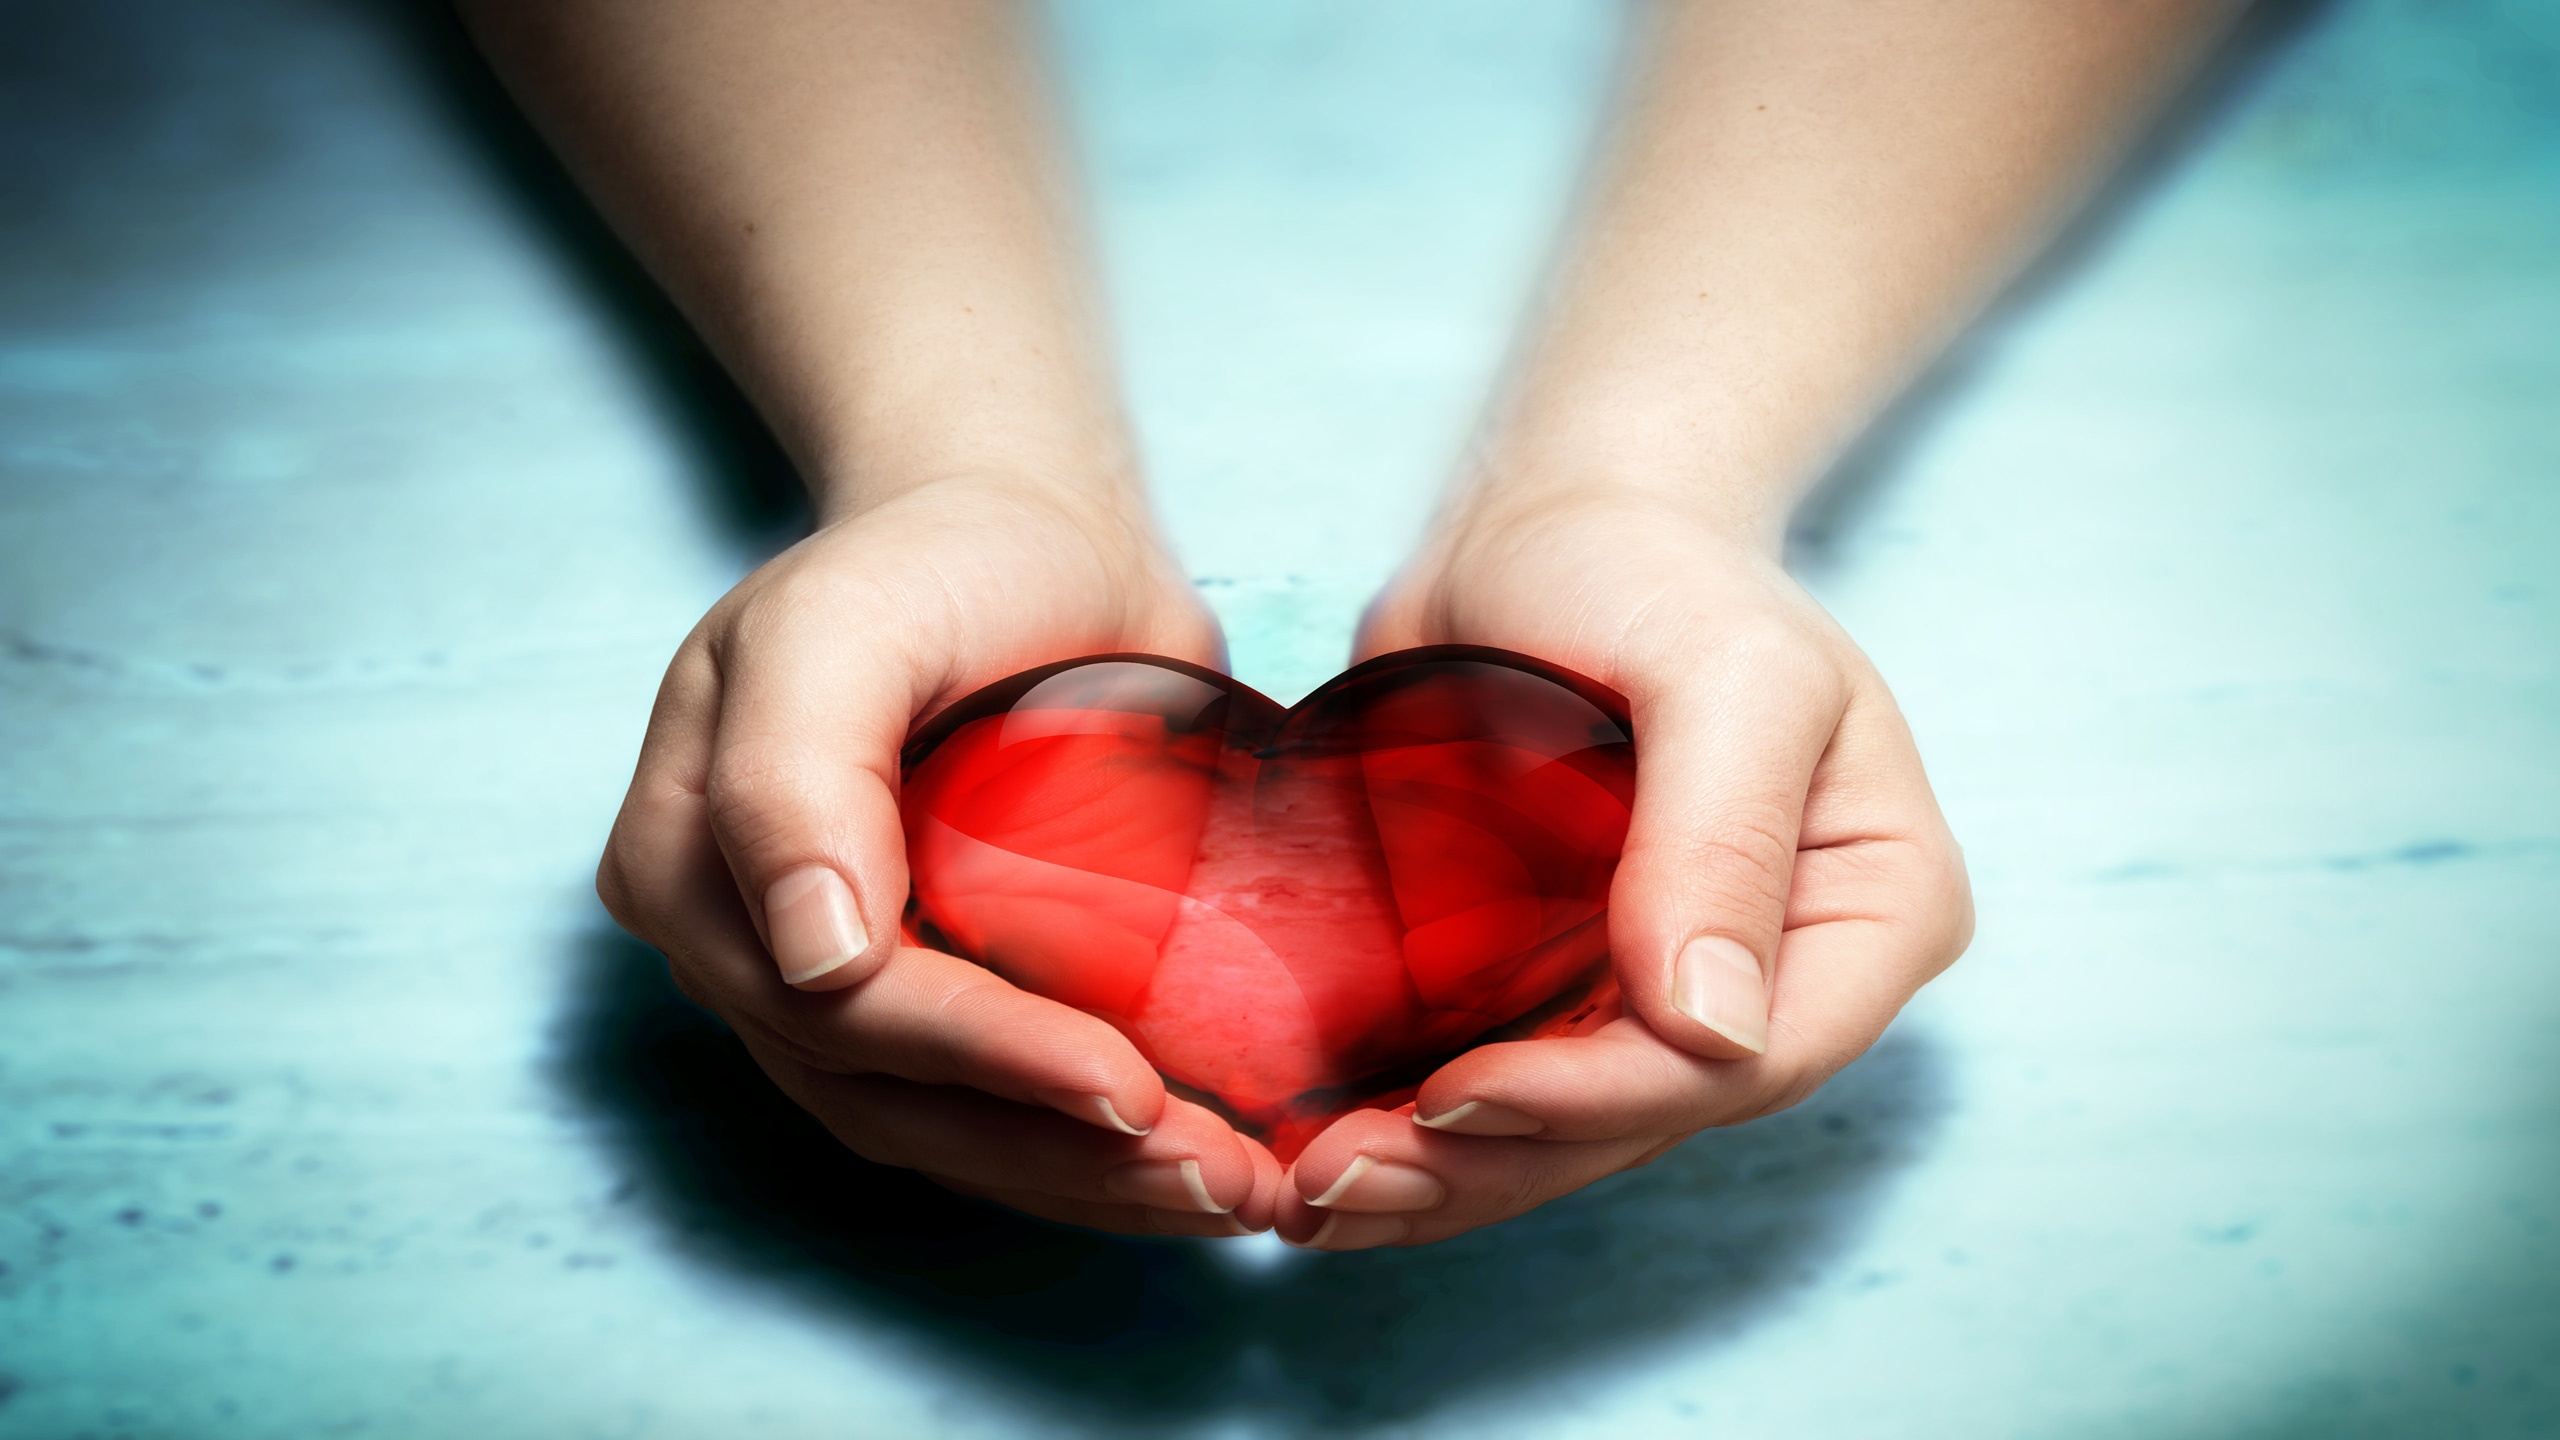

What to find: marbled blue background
left=3, top=2, right=2555, bottom=1435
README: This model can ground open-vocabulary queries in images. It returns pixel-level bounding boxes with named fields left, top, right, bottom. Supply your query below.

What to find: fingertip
left=1096, top=1094, right=1155, bottom=1136
left=1225, top=1129, right=1285, bottom=1233
left=1092, top=1070, right=1170, bottom=1137
left=1273, top=1187, right=1326, bottom=1247
left=1168, top=1097, right=1262, bottom=1212
left=1113, top=1080, right=1170, bottom=1136
left=1282, top=1108, right=1415, bottom=1206
left=1241, top=1130, right=1283, bottom=1187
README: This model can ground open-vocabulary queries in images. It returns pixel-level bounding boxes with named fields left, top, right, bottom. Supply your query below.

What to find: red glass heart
left=899, top=645, right=1635, bottom=1158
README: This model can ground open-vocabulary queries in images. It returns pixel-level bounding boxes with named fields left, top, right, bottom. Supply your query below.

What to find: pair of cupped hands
left=597, top=473, right=1973, bottom=1251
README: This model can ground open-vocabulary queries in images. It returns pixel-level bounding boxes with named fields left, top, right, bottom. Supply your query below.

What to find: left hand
left=1274, top=491, right=1974, bottom=1249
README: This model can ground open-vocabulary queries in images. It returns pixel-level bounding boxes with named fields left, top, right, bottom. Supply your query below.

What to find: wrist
left=807, top=455, right=1150, bottom=534
left=808, top=466, right=1182, bottom=589
left=1439, top=455, right=1797, bottom=566
left=788, top=360, right=1145, bottom=533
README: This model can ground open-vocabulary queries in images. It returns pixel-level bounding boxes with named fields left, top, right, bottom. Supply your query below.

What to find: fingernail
left=1306, top=1155, right=1445, bottom=1213
left=765, top=866, right=867, bottom=985
left=1286, top=1213, right=1410, bottom=1251
left=1672, top=934, right=1770, bottom=1053
left=1037, top=1089, right=1153, bottom=1135
left=1104, top=1158, right=1233, bottom=1214
left=1414, top=1100, right=1544, bottom=1136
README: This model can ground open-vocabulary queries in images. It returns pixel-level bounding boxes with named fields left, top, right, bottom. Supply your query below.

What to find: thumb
left=1611, top=651, right=1845, bottom=1058
left=705, top=620, right=921, bottom=993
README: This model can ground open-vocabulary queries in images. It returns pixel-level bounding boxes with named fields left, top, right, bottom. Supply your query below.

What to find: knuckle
left=1707, top=610, right=1803, bottom=661
left=1896, top=837, right=1977, bottom=972
left=929, top=969, right=1016, bottom=1031
left=593, top=836, right=684, bottom=948
left=594, top=847, right=637, bottom=928
left=722, top=584, right=817, bottom=657
left=888, top=971, right=1014, bottom=1079
left=1515, top=1146, right=1609, bottom=1216
left=1934, top=852, right=1979, bottom=964
left=724, top=566, right=916, bottom=672
left=1478, top=1161, right=1560, bottom=1221
left=1619, top=1133, right=1689, bottom=1172
left=1706, top=613, right=1840, bottom=696
left=704, top=747, right=820, bottom=853
left=1669, top=817, right=1798, bottom=917
left=726, top=989, right=868, bottom=1079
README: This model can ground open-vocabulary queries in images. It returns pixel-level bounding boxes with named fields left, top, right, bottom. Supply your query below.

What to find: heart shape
left=899, top=645, right=1636, bottom=1158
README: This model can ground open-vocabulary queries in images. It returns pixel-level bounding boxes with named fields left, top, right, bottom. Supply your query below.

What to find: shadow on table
left=553, top=930, right=1950, bottom=1433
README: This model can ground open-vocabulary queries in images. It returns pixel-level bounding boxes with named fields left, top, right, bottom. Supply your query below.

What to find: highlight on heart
left=899, top=646, right=1638, bottom=1158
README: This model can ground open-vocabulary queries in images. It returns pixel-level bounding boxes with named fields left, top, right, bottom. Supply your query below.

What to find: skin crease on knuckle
left=1794, top=839, right=1974, bottom=974
left=1459, top=1160, right=1563, bottom=1230
left=1789, top=832, right=1921, bottom=892
left=1619, top=1132, right=1690, bottom=1173
left=1426, top=1138, right=1645, bottom=1237
left=1659, top=819, right=1800, bottom=915
left=702, top=750, right=824, bottom=859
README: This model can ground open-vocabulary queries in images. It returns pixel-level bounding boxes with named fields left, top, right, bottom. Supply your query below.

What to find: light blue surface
left=3, top=2, right=2557, bottom=1436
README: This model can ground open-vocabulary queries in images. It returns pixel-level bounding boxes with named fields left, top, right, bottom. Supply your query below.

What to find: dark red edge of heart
left=897, top=643, right=1633, bottom=776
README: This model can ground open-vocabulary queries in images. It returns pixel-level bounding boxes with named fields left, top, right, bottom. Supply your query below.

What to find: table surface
left=4, top=2, right=2556, bottom=1436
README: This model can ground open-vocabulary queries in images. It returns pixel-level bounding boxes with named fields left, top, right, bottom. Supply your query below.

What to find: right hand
left=596, top=475, right=1285, bottom=1236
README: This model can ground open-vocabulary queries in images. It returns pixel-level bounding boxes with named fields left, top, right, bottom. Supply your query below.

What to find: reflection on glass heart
left=899, top=645, right=1636, bottom=1158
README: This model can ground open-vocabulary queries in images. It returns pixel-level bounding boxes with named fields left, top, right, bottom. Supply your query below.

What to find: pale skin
left=459, top=0, right=2240, bottom=1248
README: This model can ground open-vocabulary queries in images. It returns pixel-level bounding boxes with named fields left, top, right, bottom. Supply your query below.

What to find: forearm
left=455, top=0, right=1133, bottom=524
left=1467, top=0, right=2243, bottom=550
